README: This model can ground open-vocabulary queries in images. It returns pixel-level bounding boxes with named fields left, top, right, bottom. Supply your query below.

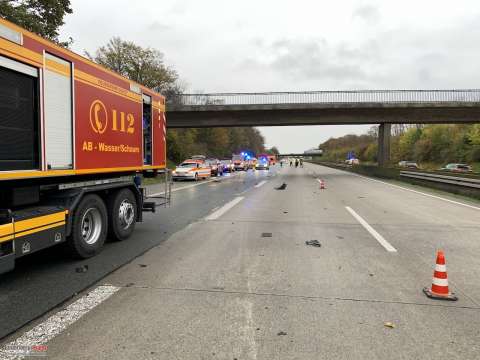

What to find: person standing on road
left=300, top=158, right=303, bottom=167
left=295, top=159, right=299, bottom=168
left=290, top=159, right=293, bottom=166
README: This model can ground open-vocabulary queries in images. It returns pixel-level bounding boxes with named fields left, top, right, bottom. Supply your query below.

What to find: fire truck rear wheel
left=107, top=188, right=137, bottom=241
left=68, top=194, right=107, bottom=259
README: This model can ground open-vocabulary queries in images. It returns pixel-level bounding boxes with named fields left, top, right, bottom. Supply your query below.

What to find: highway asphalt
left=0, top=169, right=268, bottom=340
left=1, top=164, right=480, bottom=359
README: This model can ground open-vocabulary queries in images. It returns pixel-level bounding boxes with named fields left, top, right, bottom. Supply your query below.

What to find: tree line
left=319, top=124, right=480, bottom=170
left=167, top=128, right=269, bottom=164
left=0, top=1, right=275, bottom=164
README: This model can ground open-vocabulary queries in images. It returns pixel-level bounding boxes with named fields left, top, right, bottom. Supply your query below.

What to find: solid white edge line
left=254, top=180, right=267, bottom=188
left=205, top=197, right=244, bottom=221
left=347, top=170, right=480, bottom=212
left=0, top=285, right=120, bottom=360
left=345, top=206, right=398, bottom=253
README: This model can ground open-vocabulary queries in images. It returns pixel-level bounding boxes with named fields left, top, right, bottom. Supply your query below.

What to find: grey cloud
left=238, top=38, right=367, bottom=83
left=352, top=5, right=380, bottom=24
left=147, top=21, right=171, bottom=31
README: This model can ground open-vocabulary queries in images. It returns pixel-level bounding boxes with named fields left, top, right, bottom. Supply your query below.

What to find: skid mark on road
left=345, top=206, right=397, bottom=253
left=0, top=285, right=119, bottom=360
left=119, top=284, right=480, bottom=310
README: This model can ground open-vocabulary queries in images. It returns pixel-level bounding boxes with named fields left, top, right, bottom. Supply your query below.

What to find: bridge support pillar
left=378, top=123, right=391, bottom=167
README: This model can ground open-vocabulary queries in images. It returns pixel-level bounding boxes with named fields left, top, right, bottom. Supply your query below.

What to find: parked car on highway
left=206, top=158, right=224, bottom=176
left=247, top=158, right=257, bottom=169
left=232, top=154, right=247, bottom=171
left=220, top=159, right=235, bottom=172
left=398, top=161, right=420, bottom=169
left=172, top=159, right=212, bottom=181
left=440, top=163, right=473, bottom=173
left=255, top=157, right=270, bottom=170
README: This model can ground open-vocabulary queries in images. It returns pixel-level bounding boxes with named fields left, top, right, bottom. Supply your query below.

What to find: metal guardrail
left=169, top=90, right=480, bottom=106
left=400, top=171, right=480, bottom=189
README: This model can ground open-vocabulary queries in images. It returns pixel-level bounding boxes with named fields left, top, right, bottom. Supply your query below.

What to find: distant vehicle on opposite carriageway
left=440, top=163, right=473, bottom=173
left=398, top=161, right=420, bottom=169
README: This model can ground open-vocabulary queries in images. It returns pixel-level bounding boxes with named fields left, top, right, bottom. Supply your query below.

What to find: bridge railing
left=169, top=90, right=480, bottom=106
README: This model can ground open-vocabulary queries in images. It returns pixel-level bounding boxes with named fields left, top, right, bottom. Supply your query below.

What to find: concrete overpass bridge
left=167, top=90, right=480, bottom=166
left=277, top=153, right=322, bottom=158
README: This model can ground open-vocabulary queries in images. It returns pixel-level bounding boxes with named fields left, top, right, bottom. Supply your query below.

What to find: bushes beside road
left=319, top=124, right=480, bottom=173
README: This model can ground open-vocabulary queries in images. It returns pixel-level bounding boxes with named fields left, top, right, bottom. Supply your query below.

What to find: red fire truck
left=0, top=18, right=169, bottom=274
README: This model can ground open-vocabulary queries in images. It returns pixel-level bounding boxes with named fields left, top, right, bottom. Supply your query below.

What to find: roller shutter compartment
left=0, top=63, right=39, bottom=171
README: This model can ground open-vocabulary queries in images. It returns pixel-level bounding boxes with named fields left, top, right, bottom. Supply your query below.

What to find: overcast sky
left=62, top=0, right=480, bottom=152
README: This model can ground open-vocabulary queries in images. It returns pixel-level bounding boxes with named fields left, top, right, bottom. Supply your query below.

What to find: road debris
left=305, top=240, right=321, bottom=247
left=384, top=322, right=395, bottom=329
left=277, top=331, right=288, bottom=336
left=262, top=232, right=273, bottom=237
left=125, top=283, right=135, bottom=287
left=139, top=264, right=147, bottom=268
left=75, top=265, right=88, bottom=273
left=275, top=183, right=287, bottom=190
left=283, top=211, right=288, bottom=214
left=336, top=235, right=344, bottom=239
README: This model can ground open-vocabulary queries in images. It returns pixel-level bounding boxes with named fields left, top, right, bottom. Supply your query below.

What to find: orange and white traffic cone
left=423, top=250, right=458, bottom=301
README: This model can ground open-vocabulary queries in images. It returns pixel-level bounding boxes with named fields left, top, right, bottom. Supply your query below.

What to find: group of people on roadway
left=280, top=158, right=303, bottom=167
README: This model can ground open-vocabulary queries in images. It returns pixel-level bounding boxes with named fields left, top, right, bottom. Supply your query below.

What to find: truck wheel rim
left=81, top=208, right=102, bottom=245
left=119, top=200, right=135, bottom=229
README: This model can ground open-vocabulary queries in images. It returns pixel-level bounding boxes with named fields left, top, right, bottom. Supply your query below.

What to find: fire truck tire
left=67, top=194, right=107, bottom=258
left=107, top=188, right=137, bottom=241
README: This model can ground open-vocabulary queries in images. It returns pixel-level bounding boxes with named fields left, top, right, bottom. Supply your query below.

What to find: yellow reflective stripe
left=0, top=38, right=43, bottom=66
left=15, top=221, right=65, bottom=239
left=0, top=18, right=164, bottom=102
left=75, top=70, right=141, bottom=103
left=0, top=165, right=167, bottom=181
left=152, top=104, right=166, bottom=112
left=15, top=212, right=66, bottom=233
left=45, top=58, right=70, bottom=77
left=0, top=234, right=14, bottom=243
left=0, top=223, right=13, bottom=238
left=0, top=223, right=14, bottom=243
